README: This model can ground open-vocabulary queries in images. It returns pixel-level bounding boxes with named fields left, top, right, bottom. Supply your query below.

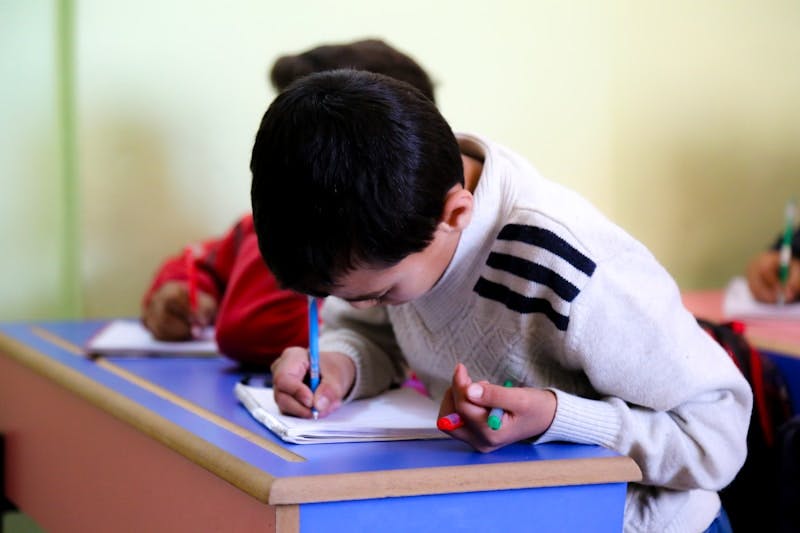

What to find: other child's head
left=269, top=38, right=436, bottom=103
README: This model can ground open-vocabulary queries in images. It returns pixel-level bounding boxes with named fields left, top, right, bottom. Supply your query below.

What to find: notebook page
left=235, top=383, right=446, bottom=444
left=723, top=277, right=800, bottom=320
left=86, top=319, right=218, bottom=356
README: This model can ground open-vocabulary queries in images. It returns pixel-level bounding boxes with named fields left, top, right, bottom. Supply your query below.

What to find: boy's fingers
left=275, top=347, right=312, bottom=378
left=150, top=309, right=191, bottom=340
left=751, top=275, right=778, bottom=303
left=273, top=374, right=314, bottom=413
left=438, top=386, right=456, bottom=417
left=467, top=381, right=516, bottom=410
left=312, top=382, right=343, bottom=416
left=786, top=261, right=800, bottom=301
left=195, top=291, right=218, bottom=326
left=452, top=363, right=471, bottom=388
left=274, top=389, right=313, bottom=418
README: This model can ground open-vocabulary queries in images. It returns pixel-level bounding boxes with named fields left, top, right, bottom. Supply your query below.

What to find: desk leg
left=276, top=504, right=299, bottom=533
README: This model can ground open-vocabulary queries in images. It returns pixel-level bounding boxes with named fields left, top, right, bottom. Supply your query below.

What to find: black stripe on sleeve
left=498, top=224, right=596, bottom=276
left=486, top=252, right=579, bottom=302
left=474, top=277, right=569, bottom=331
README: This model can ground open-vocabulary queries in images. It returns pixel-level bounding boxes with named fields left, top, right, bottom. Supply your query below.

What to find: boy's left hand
left=438, top=363, right=557, bottom=453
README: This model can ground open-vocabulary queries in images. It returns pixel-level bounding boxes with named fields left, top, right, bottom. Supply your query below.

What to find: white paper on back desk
left=723, top=276, right=800, bottom=320
left=85, top=319, right=218, bottom=356
left=235, top=382, right=447, bottom=444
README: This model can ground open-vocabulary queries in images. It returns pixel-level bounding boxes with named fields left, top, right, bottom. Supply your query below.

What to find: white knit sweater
left=319, top=133, right=752, bottom=533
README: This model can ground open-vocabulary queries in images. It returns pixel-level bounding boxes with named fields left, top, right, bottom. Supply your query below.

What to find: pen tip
left=312, top=409, right=319, bottom=420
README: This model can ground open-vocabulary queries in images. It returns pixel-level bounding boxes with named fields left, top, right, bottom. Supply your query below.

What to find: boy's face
left=329, top=223, right=462, bottom=309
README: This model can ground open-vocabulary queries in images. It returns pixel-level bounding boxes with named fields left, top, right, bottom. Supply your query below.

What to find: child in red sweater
left=141, top=39, right=436, bottom=366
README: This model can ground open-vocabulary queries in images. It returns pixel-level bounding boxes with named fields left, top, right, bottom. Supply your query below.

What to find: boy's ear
left=438, top=184, right=473, bottom=232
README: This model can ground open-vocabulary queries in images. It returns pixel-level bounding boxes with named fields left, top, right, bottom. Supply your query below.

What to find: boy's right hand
left=142, top=281, right=217, bottom=340
left=270, top=347, right=356, bottom=419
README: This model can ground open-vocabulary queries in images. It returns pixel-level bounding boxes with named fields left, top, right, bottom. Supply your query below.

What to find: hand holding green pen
left=438, top=364, right=557, bottom=453
left=438, top=379, right=512, bottom=431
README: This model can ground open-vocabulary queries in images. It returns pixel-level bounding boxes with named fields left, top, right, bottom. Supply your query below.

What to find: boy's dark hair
left=250, top=69, right=463, bottom=295
left=269, top=38, right=436, bottom=103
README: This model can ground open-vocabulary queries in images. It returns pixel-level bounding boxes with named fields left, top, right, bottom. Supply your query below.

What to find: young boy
left=251, top=70, right=752, bottom=532
left=141, top=39, right=436, bottom=366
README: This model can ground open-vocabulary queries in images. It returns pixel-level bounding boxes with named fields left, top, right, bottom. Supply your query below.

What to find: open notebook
left=235, top=382, right=447, bottom=444
left=85, top=319, right=218, bottom=357
left=723, top=277, right=800, bottom=320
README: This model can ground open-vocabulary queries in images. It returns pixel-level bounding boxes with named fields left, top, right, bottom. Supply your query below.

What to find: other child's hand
left=142, top=281, right=217, bottom=340
left=746, top=251, right=800, bottom=303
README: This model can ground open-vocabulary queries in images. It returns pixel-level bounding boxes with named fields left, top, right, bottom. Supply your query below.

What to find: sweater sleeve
left=213, top=229, right=309, bottom=366
left=536, top=246, right=753, bottom=492
left=317, top=296, right=406, bottom=401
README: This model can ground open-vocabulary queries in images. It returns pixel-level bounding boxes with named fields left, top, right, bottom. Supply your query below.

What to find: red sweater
left=143, top=215, right=309, bottom=366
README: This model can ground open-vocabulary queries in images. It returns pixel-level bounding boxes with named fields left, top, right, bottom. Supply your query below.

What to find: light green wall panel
left=0, top=0, right=79, bottom=320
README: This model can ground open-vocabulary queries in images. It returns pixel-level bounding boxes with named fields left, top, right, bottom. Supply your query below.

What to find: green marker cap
left=487, top=414, right=502, bottom=430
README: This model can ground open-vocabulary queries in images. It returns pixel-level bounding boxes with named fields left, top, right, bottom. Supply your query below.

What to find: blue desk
left=0, top=321, right=640, bottom=532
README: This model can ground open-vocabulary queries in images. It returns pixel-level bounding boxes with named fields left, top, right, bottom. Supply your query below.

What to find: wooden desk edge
left=682, top=290, right=800, bottom=359
left=749, top=335, right=800, bottom=359
left=268, top=455, right=642, bottom=505
left=0, top=331, right=276, bottom=504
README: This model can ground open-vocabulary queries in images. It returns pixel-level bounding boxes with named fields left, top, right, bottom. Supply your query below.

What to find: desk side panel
left=299, top=482, right=627, bottom=533
left=0, top=354, right=277, bottom=532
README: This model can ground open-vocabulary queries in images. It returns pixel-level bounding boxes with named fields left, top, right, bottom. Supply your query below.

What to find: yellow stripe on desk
left=30, top=326, right=304, bottom=463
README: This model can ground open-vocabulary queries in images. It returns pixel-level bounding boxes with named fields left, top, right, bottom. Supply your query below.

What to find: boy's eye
left=368, top=291, right=390, bottom=304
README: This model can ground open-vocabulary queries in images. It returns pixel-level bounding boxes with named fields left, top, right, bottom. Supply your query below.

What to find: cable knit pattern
left=318, top=133, right=752, bottom=532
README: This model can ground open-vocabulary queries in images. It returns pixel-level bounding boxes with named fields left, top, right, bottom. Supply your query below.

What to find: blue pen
left=308, top=296, right=321, bottom=419
left=487, top=380, right=513, bottom=430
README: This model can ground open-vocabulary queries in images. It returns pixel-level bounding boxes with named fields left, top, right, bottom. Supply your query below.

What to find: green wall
left=1, top=0, right=79, bottom=320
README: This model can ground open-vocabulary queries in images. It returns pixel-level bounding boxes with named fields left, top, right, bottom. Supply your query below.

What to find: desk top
left=682, top=290, right=800, bottom=358
left=0, top=321, right=640, bottom=507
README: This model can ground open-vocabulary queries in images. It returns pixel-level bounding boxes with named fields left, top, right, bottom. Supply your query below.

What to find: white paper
left=235, top=383, right=446, bottom=444
left=722, top=277, right=800, bottom=320
left=85, top=319, right=218, bottom=356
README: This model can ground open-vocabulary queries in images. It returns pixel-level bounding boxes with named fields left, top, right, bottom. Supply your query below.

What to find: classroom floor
left=2, top=512, right=44, bottom=533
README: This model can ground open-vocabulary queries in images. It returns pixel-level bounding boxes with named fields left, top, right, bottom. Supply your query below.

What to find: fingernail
left=467, top=383, right=483, bottom=400
left=316, top=396, right=330, bottom=412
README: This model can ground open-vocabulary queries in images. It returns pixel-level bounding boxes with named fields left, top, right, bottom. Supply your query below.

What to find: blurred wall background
left=2, top=0, right=799, bottom=321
